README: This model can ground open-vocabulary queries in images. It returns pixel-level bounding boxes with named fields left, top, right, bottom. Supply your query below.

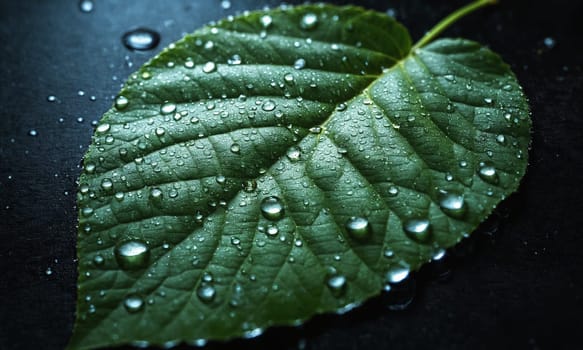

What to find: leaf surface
left=71, top=4, right=530, bottom=349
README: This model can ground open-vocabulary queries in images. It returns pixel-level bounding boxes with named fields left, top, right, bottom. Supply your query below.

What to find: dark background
left=1, top=0, right=582, bottom=349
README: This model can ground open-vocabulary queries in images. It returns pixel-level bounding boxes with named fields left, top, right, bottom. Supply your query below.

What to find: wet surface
left=0, top=0, right=582, bottom=349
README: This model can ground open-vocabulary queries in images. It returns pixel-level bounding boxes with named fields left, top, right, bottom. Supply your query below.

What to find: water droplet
left=478, top=163, right=499, bottom=184
left=93, top=254, right=104, bottom=266
left=309, top=126, right=322, bottom=134
left=215, top=175, right=226, bottom=185
left=220, top=0, right=231, bottom=10
left=484, top=97, right=493, bottom=104
left=496, top=134, right=506, bottom=144
left=122, top=28, right=160, bottom=51
left=383, top=248, right=394, bottom=258
left=228, top=54, right=242, bottom=65
left=439, top=192, right=466, bottom=218
left=432, top=249, right=446, bottom=261
left=114, top=192, right=125, bottom=201
left=160, top=102, right=176, bottom=115
left=81, top=207, right=94, bottom=217
left=114, top=240, right=150, bottom=270
left=403, top=219, right=431, bottom=243
left=96, top=123, right=110, bottom=133
left=260, top=15, right=273, bottom=28
left=387, top=185, right=399, bottom=197
left=197, top=285, right=216, bottom=303
left=326, top=274, right=347, bottom=296
left=260, top=196, right=285, bottom=221
left=155, top=127, right=166, bottom=137
left=543, top=37, right=556, bottom=49
left=47, top=95, right=57, bottom=102
left=345, top=216, right=371, bottom=240
left=300, top=13, right=318, bottom=30
left=230, top=143, right=241, bottom=154
left=293, top=58, right=306, bottom=70
left=184, top=60, right=195, bottom=69
left=45, top=267, right=53, bottom=276
left=150, top=187, right=163, bottom=200
left=114, top=96, right=129, bottom=110
left=28, top=129, right=38, bottom=137
left=101, top=178, right=113, bottom=191
left=283, top=73, right=294, bottom=83
left=286, top=146, right=301, bottom=162
left=79, top=0, right=94, bottom=13
left=202, top=61, right=216, bottom=73
left=266, top=224, right=279, bottom=237
left=124, top=294, right=144, bottom=313
left=386, top=266, right=410, bottom=284
left=261, top=99, right=276, bottom=112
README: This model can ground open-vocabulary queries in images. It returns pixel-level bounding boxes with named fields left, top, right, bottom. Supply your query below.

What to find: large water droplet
left=260, top=196, right=285, bottom=221
left=114, top=240, right=150, bottom=270
left=202, top=61, right=216, bottom=73
left=326, top=274, right=347, bottom=297
left=439, top=192, right=466, bottom=218
left=122, top=28, right=160, bottom=51
left=96, top=123, right=110, bottom=134
left=478, top=163, right=499, bottom=184
left=101, top=178, right=113, bottom=191
left=300, top=13, right=318, bottom=30
left=114, top=96, right=129, bottom=110
left=386, top=266, right=410, bottom=284
left=345, top=216, right=371, bottom=240
left=160, top=102, right=176, bottom=115
left=197, top=285, right=216, bottom=303
left=403, top=219, right=431, bottom=243
left=261, top=100, right=276, bottom=112
left=124, top=294, right=144, bottom=313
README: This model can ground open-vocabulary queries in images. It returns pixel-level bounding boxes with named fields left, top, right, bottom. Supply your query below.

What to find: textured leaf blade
left=71, top=4, right=530, bottom=349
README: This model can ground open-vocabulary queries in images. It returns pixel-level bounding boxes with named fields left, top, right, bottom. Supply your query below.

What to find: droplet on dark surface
left=78, top=0, right=94, bottom=13
left=122, top=28, right=161, bottom=51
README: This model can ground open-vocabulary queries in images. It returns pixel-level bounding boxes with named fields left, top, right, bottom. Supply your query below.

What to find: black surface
left=1, top=1, right=582, bottom=349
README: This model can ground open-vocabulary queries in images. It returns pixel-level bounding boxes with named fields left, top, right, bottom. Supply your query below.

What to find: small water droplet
left=150, top=187, right=163, bottom=200
left=184, top=60, right=195, bottom=69
left=197, top=285, right=216, bottom=303
left=294, top=58, right=306, bottom=70
left=387, top=185, right=399, bottom=197
left=220, top=0, right=231, bottom=10
left=286, top=146, right=301, bottom=162
left=202, top=61, right=216, bottom=73
left=124, top=294, right=144, bottom=313
left=260, top=15, right=273, bottom=28
left=93, top=254, right=104, bottom=266
left=478, top=163, right=499, bottom=184
left=326, top=274, right=347, bottom=296
left=386, top=266, right=410, bottom=284
left=81, top=207, right=94, bottom=217
left=383, top=248, right=394, bottom=258
left=122, top=28, right=160, bottom=51
left=215, top=175, right=226, bottom=185
left=230, top=143, right=241, bottom=154
left=28, top=129, right=38, bottom=137
left=79, top=0, right=94, bottom=13
left=45, top=267, right=53, bottom=276
left=114, top=96, right=129, bottom=110
left=155, top=127, right=166, bottom=137
left=439, top=192, right=466, bottom=219
left=160, top=102, right=176, bottom=115
left=101, top=178, right=113, bottom=191
left=260, top=196, right=285, bottom=221
left=496, top=134, right=506, bottom=144
left=403, top=219, right=431, bottom=243
left=266, top=224, right=279, bottom=237
left=47, top=95, right=57, bottom=102
left=114, top=240, right=150, bottom=270
left=345, top=216, right=371, bottom=240
left=300, top=13, right=318, bottom=30
left=114, top=192, right=125, bottom=201
left=543, top=37, right=556, bottom=49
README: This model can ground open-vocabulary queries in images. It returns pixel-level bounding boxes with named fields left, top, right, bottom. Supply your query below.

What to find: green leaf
left=70, top=2, right=530, bottom=349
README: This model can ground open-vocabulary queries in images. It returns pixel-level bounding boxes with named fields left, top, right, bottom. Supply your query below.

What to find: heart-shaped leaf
left=70, top=2, right=530, bottom=349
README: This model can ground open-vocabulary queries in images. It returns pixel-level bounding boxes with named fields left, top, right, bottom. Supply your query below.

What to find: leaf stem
left=412, top=0, right=498, bottom=50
